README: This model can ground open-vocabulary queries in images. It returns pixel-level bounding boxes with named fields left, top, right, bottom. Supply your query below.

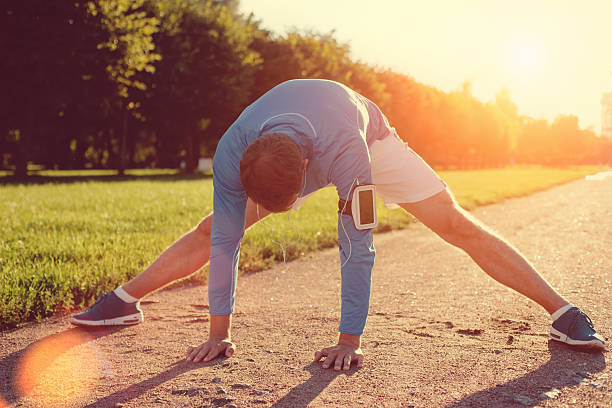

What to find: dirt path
left=1, top=175, right=611, bottom=408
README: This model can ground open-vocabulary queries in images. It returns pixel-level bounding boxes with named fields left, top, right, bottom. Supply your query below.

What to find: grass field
left=0, top=165, right=604, bottom=328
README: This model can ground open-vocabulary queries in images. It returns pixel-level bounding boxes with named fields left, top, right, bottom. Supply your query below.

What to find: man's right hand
left=186, top=337, right=235, bottom=363
left=186, top=314, right=234, bottom=362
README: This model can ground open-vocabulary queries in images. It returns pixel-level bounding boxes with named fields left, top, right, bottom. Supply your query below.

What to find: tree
left=1, top=1, right=104, bottom=175
left=0, top=1, right=160, bottom=175
left=88, top=0, right=160, bottom=174
left=516, top=118, right=550, bottom=164
left=143, top=0, right=261, bottom=172
left=250, top=29, right=388, bottom=107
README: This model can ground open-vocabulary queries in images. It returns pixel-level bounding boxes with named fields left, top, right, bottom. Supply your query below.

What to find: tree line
left=2, top=0, right=611, bottom=177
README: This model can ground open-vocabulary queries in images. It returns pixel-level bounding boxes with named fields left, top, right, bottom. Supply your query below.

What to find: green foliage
left=1, top=0, right=162, bottom=174
left=88, top=0, right=161, bottom=98
left=2, top=1, right=611, bottom=174
left=2, top=1, right=109, bottom=174
left=0, top=166, right=601, bottom=328
left=516, top=115, right=604, bottom=165
left=376, top=70, right=612, bottom=168
left=250, top=29, right=389, bottom=106
left=143, top=0, right=261, bottom=170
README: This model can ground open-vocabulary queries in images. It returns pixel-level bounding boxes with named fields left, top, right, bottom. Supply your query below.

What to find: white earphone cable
left=339, top=177, right=359, bottom=268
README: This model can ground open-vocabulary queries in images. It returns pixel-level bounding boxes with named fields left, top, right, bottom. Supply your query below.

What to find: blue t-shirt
left=209, top=79, right=392, bottom=334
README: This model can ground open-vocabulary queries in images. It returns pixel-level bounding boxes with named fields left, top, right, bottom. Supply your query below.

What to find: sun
left=516, top=44, right=539, bottom=70
left=505, top=33, right=546, bottom=75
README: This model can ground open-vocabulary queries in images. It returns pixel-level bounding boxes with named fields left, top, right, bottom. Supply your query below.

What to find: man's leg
left=369, top=125, right=603, bottom=347
left=120, top=214, right=213, bottom=299
left=399, top=189, right=568, bottom=314
left=121, top=198, right=271, bottom=298
left=399, top=189, right=605, bottom=348
left=71, top=199, right=270, bottom=325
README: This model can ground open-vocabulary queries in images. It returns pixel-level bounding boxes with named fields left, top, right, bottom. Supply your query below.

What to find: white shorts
left=370, top=132, right=447, bottom=208
left=292, top=132, right=446, bottom=210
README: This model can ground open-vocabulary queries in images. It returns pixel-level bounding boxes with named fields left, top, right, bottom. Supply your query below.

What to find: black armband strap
left=338, top=199, right=353, bottom=216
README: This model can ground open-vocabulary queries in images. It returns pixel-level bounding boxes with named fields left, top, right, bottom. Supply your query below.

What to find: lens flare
left=15, top=329, right=104, bottom=406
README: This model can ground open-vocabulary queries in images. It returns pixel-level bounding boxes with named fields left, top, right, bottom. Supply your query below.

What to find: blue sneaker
left=549, top=307, right=605, bottom=349
left=70, top=291, right=143, bottom=326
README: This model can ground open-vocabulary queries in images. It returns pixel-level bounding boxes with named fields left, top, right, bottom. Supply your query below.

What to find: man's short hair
left=240, top=133, right=304, bottom=212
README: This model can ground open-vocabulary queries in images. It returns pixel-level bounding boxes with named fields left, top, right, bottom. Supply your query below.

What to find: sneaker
left=549, top=307, right=605, bottom=349
left=70, top=291, right=143, bottom=326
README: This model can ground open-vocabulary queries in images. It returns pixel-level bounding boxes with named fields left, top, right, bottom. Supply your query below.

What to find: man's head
left=240, top=133, right=307, bottom=212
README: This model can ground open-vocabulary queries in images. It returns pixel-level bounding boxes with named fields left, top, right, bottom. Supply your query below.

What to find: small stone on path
left=540, top=388, right=561, bottom=399
left=252, top=389, right=268, bottom=396
left=212, top=377, right=222, bottom=383
left=456, top=328, right=483, bottom=336
left=231, top=383, right=252, bottom=389
left=553, top=369, right=575, bottom=377
left=211, top=397, right=235, bottom=406
left=513, top=395, right=534, bottom=406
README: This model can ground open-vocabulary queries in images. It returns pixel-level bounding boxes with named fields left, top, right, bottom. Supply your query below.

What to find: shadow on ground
left=270, top=362, right=358, bottom=408
left=80, top=359, right=211, bottom=408
left=444, top=341, right=606, bottom=407
left=0, top=172, right=211, bottom=186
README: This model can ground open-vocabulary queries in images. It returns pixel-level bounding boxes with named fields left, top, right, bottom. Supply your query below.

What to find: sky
left=240, top=0, right=612, bottom=133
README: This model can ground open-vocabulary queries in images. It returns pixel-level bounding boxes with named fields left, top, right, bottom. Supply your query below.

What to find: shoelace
left=91, top=292, right=109, bottom=307
left=568, top=309, right=594, bottom=335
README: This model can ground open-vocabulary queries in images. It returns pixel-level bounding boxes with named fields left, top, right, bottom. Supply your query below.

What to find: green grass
left=438, top=166, right=606, bottom=209
left=0, top=165, right=603, bottom=328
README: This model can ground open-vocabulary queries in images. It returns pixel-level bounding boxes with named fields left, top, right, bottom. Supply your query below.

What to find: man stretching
left=72, top=79, right=605, bottom=370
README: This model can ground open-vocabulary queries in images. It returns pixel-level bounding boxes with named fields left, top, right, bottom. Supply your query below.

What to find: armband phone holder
left=351, top=184, right=377, bottom=230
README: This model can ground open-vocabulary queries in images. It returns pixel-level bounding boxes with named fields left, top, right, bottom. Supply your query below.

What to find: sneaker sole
left=549, top=327, right=606, bottom=349
left=70, top=312, right=144, bottom=327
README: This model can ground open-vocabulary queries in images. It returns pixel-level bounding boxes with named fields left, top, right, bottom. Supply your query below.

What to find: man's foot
left=70, top=291, right=143, bottom=326
left=549, top=307, right=605, bottom=349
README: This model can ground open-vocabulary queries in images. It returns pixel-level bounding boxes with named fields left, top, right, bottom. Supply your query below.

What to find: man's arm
left=187, top=144, right=247, bottom=363
left=337, top=213, right=375, bottom=335
left=314, top=135, right=375, bottom=370
left=312, top=212, right=374, bottom=370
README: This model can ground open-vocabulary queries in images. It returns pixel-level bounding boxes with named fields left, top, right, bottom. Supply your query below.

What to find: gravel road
left=1, top=174, right=610, bottom=407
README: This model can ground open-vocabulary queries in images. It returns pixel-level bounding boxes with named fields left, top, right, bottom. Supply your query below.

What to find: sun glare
left=15, top=329, right=106, bottom=407
left=505, top=33, right=546, bottom=75
left=516, top=44, right=539, bottom=70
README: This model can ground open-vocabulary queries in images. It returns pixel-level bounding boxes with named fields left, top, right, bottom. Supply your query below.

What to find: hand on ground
left=186, top=338, right=235, bottom=363
left=313, top=344, right=364, bottom=371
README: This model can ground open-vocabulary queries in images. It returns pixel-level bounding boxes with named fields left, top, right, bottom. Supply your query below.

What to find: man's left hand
left=313, top=344, right=364, bottom=371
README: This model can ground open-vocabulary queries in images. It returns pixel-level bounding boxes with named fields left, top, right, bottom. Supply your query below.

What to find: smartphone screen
left=358, top=189, right=374, bottom=224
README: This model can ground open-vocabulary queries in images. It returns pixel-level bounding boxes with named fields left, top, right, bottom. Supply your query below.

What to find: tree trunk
left=118, top=104, right=127, bottom=175
left=185, top=126, right=198, bottom=174
left=14, top=116, right=30, bottom=177
left=14, top=145, right=27, bottom=177
left=128, top=125, right=136, bottom=169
